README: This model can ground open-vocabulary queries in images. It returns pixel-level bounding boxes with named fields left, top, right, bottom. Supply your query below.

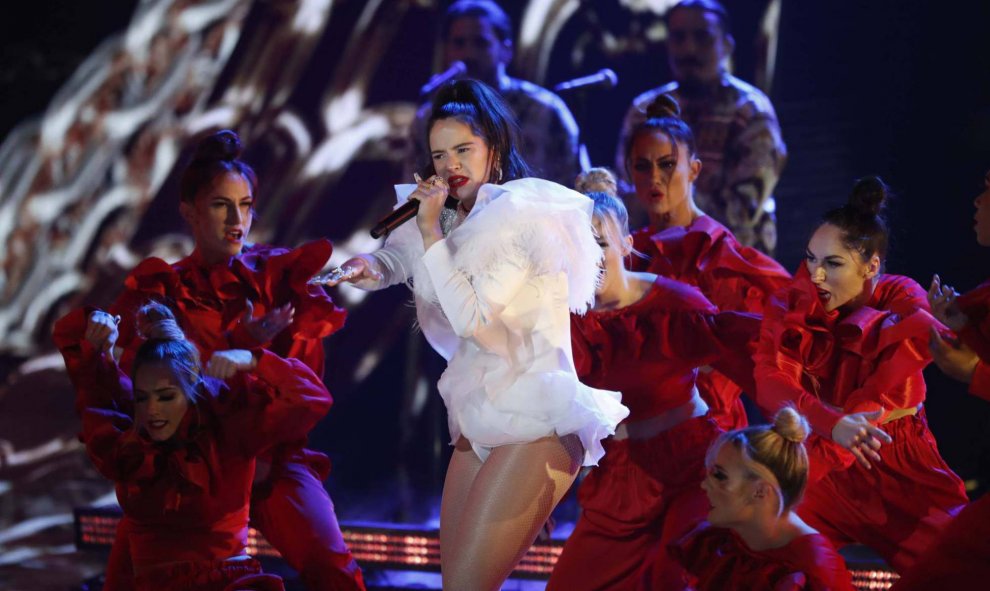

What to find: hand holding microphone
left=410, top=173, right=449, bottom=250
left=369, top=173, right=450, bottom=239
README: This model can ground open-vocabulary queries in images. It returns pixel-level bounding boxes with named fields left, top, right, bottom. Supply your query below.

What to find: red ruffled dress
left=671, top=522, right=855, bottom=591
left=754, top=268, right=968, bottom=573
left=547, top=276, right=761, bottom=591
left=891, top=280, right=990, bottom=588
left=104, top=241, right=364, bottom=591
left=54, top=309, right=333, bottom=591
left=631, top=216, right=791, bottom=430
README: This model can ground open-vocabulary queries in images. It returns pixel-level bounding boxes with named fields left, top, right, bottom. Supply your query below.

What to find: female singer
left=323, top=79, right=628, bottom=590
left=84, top=130, right=362, bottom=591
left=55, top=302, right=333, bottom=591
left=892, top=167, right=990, bottom=588
left=546, top=190, right=760, bottom=590
left=673, top=407, right=854, bottom=591
left=622, top=95, right=790, bottom=431
left=754, top=176, right=968, bottom=572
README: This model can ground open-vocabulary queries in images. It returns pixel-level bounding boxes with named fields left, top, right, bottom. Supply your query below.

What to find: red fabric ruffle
left=671, top=522, right=855, bottom=591
left=112, top=240, right=345, bottom=376
left=571, top=276, right=760, bottom=421
left=755, top=268, right=945, bottom=473
left=631, top=216, right=791, bottom=314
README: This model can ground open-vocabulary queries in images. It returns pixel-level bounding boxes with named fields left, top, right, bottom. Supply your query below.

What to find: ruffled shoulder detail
left=869, top=274, right=928, bottom=318
left=571, top=277, right=720, bottom=378
left=447, top=178, right=603, bottom=313
left=762, top=268, right=839, bottom=376
left=653, top=216, right=790, bottom=290
left=246, top=239, right=346, bottom=339
left=124, top=256, right=183, bottom=297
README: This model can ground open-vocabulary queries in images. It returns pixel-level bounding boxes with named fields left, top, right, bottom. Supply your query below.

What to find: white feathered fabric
left=368, top=178, right=628, bottom=466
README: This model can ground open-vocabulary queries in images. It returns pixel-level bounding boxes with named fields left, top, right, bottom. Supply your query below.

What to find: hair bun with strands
left=645, top=93, right=682, bottom=120
left=772, top=406, right=810, bottom=444
left=575, top=167, right=619, bottom=197
left=192, top=129, right=242, bottom=164
left=136, top=302, right=187, bottom=342
left=847, top=175, right=889, bottom=218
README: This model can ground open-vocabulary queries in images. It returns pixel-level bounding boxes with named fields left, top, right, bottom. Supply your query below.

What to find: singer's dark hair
left=666, top=0, right=732, bottom=36
left=816, top=176, right=892, bottom=263
left=624, top=94, right=697, bottom=179
left=441, top=0, right=512, bottom=43
left=425, top=79, right=530, bottom=183
left=179, top=129, right=258, bottom=204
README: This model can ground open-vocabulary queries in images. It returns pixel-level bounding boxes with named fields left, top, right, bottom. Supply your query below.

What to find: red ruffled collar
left=646, top=216, right=790, bottom=282
left=125, top=240, right=343, bottom=340
left=118, top=379, right=227, bottom=511
left=673, top=521, right=843, bottom=589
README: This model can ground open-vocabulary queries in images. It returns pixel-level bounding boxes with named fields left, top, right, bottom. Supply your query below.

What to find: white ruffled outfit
left=359, top=178, right=628, bottom=466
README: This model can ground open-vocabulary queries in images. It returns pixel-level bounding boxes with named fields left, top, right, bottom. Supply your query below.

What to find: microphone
left=552, top=68, right=618, bottom=93
left=420, top=61, right=467, bottom=97
left=370, top=200, right=419, bottom=239
left=370, top=195, right=459, bottom=239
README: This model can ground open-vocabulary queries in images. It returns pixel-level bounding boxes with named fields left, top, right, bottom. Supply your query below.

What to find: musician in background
left=617, top=0, right=786, bottom=256
left=406, top=0, right=583, bottom=185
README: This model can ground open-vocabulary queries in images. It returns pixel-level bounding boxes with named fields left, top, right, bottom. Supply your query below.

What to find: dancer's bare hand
left=928, top=274, right=967, bottom=331
left=205, top=349, right=257, bottom=379
left=86, top=310, right=120, bottom=353
left=930, top=326, right=979, bottom=383
left=831, top=410, right=892, bottom=470
left=242, top=300, right=294, bottom=344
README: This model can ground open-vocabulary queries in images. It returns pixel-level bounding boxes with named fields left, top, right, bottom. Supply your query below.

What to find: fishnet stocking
left=440, top=435, right=583, bottom=591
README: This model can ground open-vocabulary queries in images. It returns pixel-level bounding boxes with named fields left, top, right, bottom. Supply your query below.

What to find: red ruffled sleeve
left=109, top=240, right=346, bottom=379
left=220, top=350, right=333, bottom=457
left=754, top=275, right=845, bottom=437
left=755, top=270, right=941, bottom=437
left=571, top=277, right=760, bottom=419
left=53, top=308, right=138, bottom=481
left=671, top=522, right=854, bottom=591
left=637, top=216, right=791, bottom=313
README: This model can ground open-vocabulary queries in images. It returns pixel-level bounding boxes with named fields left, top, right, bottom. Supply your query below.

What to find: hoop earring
left=495, top=163, right=503, bottom=183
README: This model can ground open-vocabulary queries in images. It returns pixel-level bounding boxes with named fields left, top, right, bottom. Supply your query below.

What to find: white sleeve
left=421, top=237, right=530, bottom=342
left=349, top=220, right=421, bottom=291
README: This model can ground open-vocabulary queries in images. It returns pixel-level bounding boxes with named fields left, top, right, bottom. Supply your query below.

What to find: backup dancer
left=893, top=167, right=990, bottom=588
left=56, top=302, right=332, bottom=591
left=84, top=130, right=362, bottom=590
left=622, top=95, right=790, bottom=431
left=754, top=176, right=968, bottom=572
left=546, top=190, right=760, bottom=590
left=673, top=407, right=854, bottom=591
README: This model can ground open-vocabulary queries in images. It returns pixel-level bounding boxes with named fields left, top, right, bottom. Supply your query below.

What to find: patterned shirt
left=617, top=73, right=786, bottom=256
left=408, top=76, right=583, bottom=186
